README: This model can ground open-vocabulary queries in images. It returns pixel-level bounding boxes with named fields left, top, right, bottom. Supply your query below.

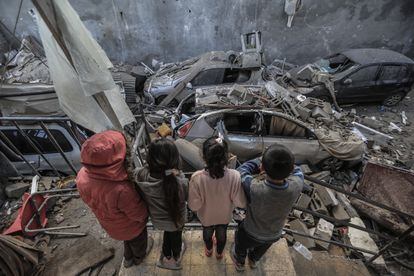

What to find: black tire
left=382, top=92, right=405, bottom=107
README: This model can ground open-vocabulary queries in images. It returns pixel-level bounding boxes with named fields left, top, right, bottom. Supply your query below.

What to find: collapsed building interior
left=1, top=0, right=414, bottom=275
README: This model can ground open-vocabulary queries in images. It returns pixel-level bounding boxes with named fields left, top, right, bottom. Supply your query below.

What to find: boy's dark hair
left=202, top=136, right=228, bottom=179
left=262, top=144, right=295, bottom=180
left=147, top=138, right=184, bottom=227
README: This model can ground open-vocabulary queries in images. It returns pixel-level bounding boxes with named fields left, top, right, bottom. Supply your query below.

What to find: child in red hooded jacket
left=76, top=130, right=152, bottom=268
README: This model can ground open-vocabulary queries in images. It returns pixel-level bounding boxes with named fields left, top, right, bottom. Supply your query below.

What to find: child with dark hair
left=230, top=144, right=304, bottom=271
left=134, top=138, right=188, bottom=270
left=188, top=136, right=246, bottom=259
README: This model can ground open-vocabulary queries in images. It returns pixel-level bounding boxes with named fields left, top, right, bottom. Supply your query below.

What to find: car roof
left=340, top=48, right=414, bottom=65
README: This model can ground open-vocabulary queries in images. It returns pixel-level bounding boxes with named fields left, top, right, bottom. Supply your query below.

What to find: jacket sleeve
left=230, top=172, right=247, bottom=208
left=290, top=166, right=304, bottom=182
left=188, top=174, right=203, bottom=211
left=118, top=186, right=148, bottom=223
left=237, top=158, right=261, bottom=203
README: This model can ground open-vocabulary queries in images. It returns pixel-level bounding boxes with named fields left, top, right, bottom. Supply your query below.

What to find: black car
left=283, top=49, right=414, bottom=106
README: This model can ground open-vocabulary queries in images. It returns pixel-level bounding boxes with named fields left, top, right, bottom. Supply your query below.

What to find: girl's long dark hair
left=202, top=136, right=228, bottom=179
left=146, top=138, right=183, bottom=227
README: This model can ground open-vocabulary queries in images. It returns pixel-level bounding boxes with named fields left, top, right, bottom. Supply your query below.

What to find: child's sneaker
left=248, top=257, right=258, bottom=269
left=205, top=247, right=213, bottom=257
left=230, top=244, right=245, bottom=272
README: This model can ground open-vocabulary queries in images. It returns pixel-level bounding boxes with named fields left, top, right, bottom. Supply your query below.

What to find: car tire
left=382, top=92, right=405, bottom=107
left=317, top=157, right=344, bottom=171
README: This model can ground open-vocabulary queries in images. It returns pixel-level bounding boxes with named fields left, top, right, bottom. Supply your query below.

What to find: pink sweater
left=188, top=169, right=246, bottom=226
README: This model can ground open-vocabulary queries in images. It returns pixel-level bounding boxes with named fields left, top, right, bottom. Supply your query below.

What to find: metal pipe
left=366, top=224, right=414, bottom=264
left=0, top=130, right=41, bottom=177
left=0, top=116, right=71, bottom=121
left=283, top=228, right=378, bottom=255
left=44, top=231, right=87, bottom=237
left=12, top=120, right=62, bottom=177
left=33, top=188, right=78, bottom=195
left=65, top=121, right=82, bottom=148
left=293, top=205, right=392, bottom=240
left=25, top=224, right=80, bottom=233
left=304, top=175, right=414, bottom=220
left=40, top=121, right=77, bottom=174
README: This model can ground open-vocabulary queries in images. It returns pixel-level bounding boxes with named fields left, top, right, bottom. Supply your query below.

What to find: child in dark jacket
left=230, top=144, right=304, bottom=271
left=76, top=130, right=151, bottom=268
left=188, top=136, right=246, bottom=259
left=134, top=138, right=188, bottom=270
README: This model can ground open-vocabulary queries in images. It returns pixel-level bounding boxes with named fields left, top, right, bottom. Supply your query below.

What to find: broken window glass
left=347, top=66, right=379, bottom=82
left=0, top=129, right=73, bottom=154
left=263, top=115, right=310, bottom=138
left=191, top=68, right=224, bottom=86
left=223, top=69, right=251, bottom=83
left=223, top=112, right=257, bottom=134
left=379, top=65, right=403, bottom=81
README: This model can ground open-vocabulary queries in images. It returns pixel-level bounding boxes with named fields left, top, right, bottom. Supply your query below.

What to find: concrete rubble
left=1, top=3, right=414, bottom=275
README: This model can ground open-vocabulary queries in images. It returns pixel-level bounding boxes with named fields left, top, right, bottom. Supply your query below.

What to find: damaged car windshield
left=314, top=54, right=357, bottom=74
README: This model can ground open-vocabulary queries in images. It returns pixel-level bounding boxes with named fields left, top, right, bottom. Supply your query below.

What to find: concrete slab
left=290, top=250, right=370, bottom=276
left=118, top=230, right=296, bottom=276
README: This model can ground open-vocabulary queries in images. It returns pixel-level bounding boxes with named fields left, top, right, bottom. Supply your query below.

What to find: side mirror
left=186, top=82, right=193, bottom=89
left=343, top=78, right=352, bottom=85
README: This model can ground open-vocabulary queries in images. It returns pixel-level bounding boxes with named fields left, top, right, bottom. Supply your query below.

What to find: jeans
left=162, top=230, right=182, bottom=259
left=124, top=228, right=148, bottom=264
left=203, top=224, right=228, bottom=254
left=234, top=225, right=277, bottom=264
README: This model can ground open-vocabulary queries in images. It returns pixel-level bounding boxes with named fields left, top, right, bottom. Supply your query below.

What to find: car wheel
left=317, top=157, right=344, bottom=171
left=382, top=92, right=405, bottom=107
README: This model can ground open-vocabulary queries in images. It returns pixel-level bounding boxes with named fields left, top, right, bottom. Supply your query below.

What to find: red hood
left=80, top=130, right=128, bottom=181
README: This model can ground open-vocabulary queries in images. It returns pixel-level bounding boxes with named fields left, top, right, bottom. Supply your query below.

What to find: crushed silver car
left=144, top=32, right=267, bottom=106
left=171, top=84, right=366, bottom=169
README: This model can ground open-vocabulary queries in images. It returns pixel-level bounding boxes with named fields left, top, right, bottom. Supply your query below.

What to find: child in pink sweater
left=188, top=136, right=246, bottom=259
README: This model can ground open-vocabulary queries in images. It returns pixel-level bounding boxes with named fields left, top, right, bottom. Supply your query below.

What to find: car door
left=376, top=64, right=409, bottom=99
left=216, top=111, right=263, bottom=162
left=335, top=65, right=380, bottom=103
left=260, top=113, right=321, bottom=164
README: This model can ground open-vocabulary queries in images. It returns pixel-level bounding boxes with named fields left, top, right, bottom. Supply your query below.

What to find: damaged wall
left=0, top=0, right=414, bottom=65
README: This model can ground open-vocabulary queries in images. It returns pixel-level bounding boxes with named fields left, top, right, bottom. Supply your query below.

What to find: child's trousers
left=234, top=225, right=277, bottom=264
left=162, top=230, right=182, bottom=259
left=124, top=227, right=148, bottom=264
left=203, top=224, right=228, bottom=254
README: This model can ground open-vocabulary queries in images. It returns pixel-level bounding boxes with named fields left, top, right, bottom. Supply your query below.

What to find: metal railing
left=0, top=116, right=82, bottom=177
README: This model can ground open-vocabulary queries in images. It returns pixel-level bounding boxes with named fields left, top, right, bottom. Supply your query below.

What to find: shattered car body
left=170, top=82, right=365, bottom=166
left=144, top=51, right=265, bottom=105
left=0, top=83, right=62, bottom=116
left=279, top=49, right=414, bottom=106
left=173, top=108, right=364, bottom=166
left=0, top=123, right=83, bottom=175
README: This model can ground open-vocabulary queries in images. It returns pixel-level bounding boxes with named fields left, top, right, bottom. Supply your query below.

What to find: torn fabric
left=314, top=128, right=366, bottom=161
left=34, top=0, right=135, bottom=133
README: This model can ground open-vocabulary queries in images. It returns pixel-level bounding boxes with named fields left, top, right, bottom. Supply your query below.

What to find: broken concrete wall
left=1, top=0, right=413, bottom=64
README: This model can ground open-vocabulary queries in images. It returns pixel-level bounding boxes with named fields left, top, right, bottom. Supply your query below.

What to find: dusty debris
left=347, top=217, right=385, bottom=266
left=314, top=218, right=334, bottom=250
left=42, top=235, right=114, bottom=276
left=54, top=213, right=65, bottom=224
left=0, top=234, right=43, bottom=276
